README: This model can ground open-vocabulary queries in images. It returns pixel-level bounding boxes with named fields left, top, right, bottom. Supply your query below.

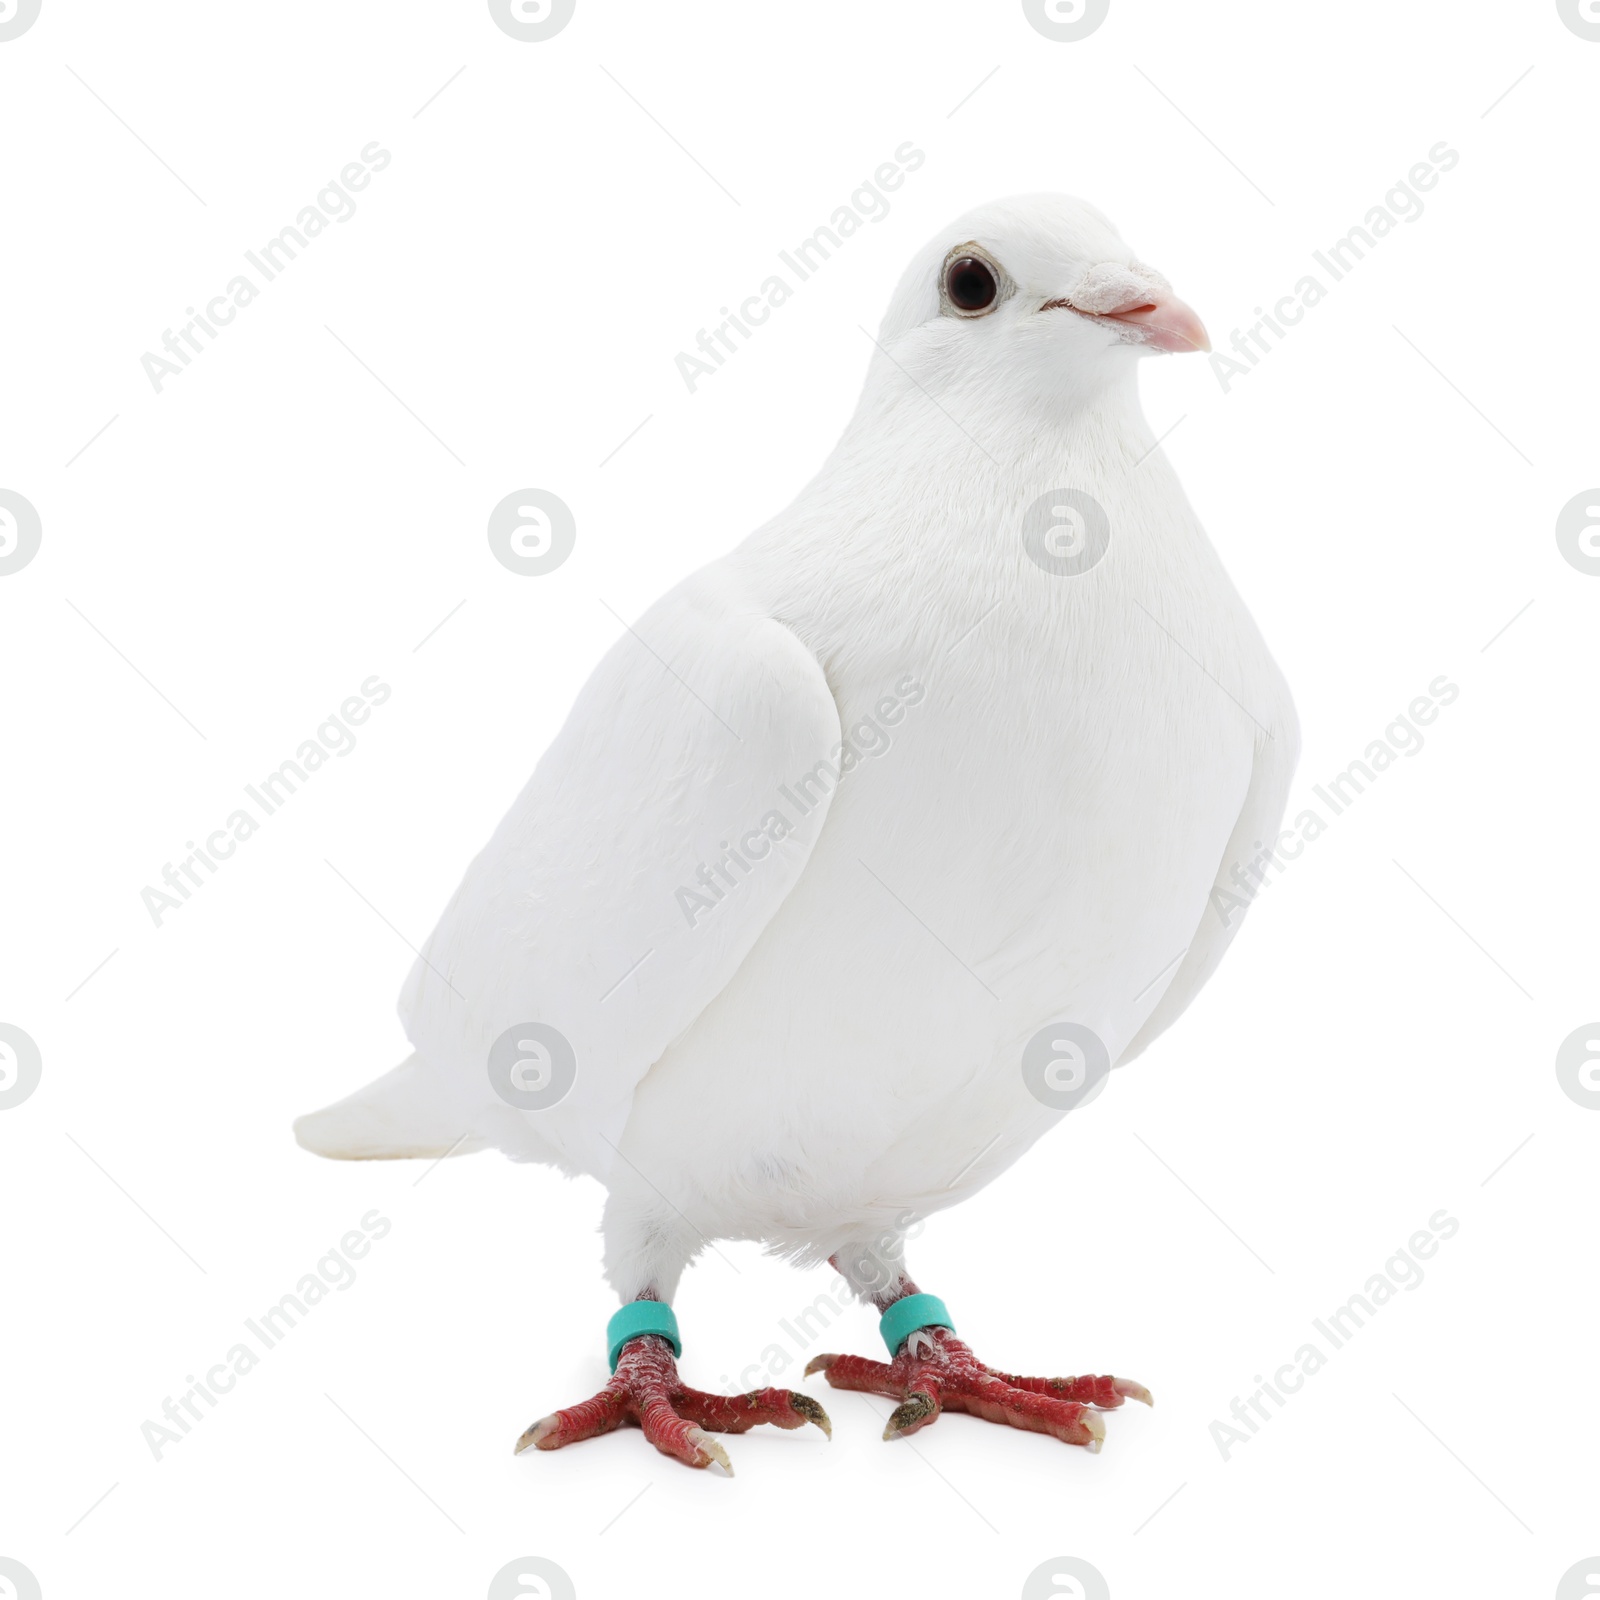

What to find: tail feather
left=294, top=1052, right=483, bottom=1161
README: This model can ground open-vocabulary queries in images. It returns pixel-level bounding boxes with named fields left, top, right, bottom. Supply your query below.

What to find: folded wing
left=382, top=570, right=841, bottom=1177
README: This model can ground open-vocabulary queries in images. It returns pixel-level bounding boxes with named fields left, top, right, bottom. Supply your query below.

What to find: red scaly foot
left=515, top=1335, right=831, bottom=1473
left=806, top=1326, right=1150, bottom=1449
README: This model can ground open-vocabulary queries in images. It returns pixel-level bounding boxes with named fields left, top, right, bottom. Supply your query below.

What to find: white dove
left=296, top=193, right=1298, bottom=1472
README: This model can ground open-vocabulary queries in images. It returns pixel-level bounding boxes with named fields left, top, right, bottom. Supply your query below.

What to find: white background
left=2, top=2, right=1596, bottom=1597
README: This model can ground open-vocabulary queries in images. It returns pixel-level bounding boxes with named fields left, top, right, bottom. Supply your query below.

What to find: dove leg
left=805, top=1261, right=1150, bottom=1450
left=514, top=1198, right=830, bottom=1472
left=515, top=1304, right=832, bottom=1471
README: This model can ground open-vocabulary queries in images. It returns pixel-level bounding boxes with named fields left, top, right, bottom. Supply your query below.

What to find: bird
left=295, top=193, right=1298, bottom=1472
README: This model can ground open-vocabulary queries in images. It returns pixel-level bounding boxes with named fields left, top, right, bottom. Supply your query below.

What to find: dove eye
left=945, top=255, right=999, bottom=315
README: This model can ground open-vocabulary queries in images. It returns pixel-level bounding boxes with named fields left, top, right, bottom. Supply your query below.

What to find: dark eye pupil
left=947, top=257, right=997, bottom=311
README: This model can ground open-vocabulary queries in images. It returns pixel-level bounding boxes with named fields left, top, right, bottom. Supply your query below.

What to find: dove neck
left=817, top=360, right=1153, bottom=495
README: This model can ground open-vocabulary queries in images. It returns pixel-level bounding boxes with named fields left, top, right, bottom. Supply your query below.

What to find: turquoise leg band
left=879, top=1293, right=954, bottom=1356
left=606, top=1299, right=681, bottom=1371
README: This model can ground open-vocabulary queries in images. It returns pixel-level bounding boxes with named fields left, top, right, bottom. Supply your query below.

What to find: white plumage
left=297, top=194, right=1297, bottom=1313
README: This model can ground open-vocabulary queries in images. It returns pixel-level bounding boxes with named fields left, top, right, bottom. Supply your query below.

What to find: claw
left=513, top=1414, right=559, bottom=1455
left=688, top=1427, right=733, bottom=1474
left=883, top=1389, right=940, bottom=1441
left=827, top=1322, right=1143, bottom=1451
left=524, top=1340, right=821, bottom=1470
left=789, top=1392, right=833, bottom=1439
left=803, top=1353, right=836, bottom=1377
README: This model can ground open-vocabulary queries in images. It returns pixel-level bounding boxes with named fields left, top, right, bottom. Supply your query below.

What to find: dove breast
left=604, top=419, right=1296, bottom=1261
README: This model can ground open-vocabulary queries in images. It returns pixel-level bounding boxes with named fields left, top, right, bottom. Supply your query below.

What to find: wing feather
left=1120, top=709, right=1299, bottom=1064
left=396, top=569, right=842, bottom=1177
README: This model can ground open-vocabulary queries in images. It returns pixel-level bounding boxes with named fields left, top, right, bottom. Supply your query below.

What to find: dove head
left=873, top=194, right=1209, bottom=414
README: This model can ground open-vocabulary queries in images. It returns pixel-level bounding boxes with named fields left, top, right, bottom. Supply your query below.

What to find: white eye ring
left=939, top=243, right=1012, bottom=319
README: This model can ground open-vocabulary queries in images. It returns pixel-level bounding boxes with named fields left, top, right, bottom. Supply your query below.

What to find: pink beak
left=1097, top=295, right=1211, bottom=354
left=1051, top=265, right=1211, bottom=354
